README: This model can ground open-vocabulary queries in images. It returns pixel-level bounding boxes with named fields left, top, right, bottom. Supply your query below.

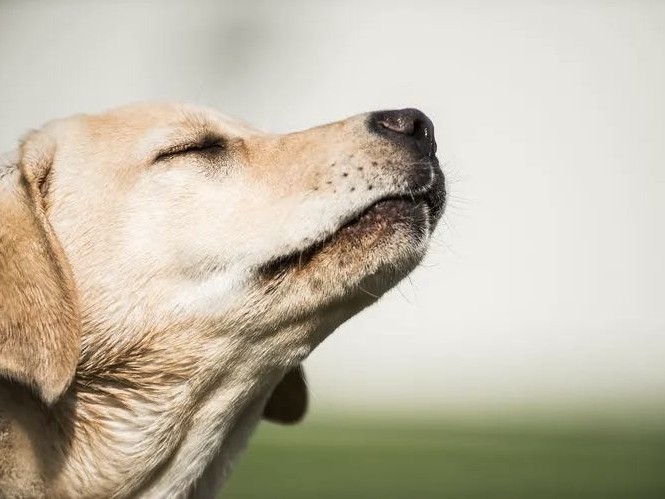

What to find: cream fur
left=0, top=103, right=445, bottom=498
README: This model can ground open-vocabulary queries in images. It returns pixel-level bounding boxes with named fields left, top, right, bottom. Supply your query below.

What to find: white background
left=1, top=0, right=663, bottom=412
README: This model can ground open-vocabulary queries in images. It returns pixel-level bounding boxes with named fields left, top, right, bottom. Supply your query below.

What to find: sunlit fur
left=0, top=102, right=444, bottom=498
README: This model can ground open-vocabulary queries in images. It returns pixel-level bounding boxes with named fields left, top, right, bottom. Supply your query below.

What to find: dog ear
left=0, top=132, right=81, bottom=405
left=263, top=364, right=308, bottom=424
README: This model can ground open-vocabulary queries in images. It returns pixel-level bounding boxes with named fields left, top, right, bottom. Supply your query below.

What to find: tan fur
left=0, top=135, right=80, bottom=404
left=0, top=103, right=444, bottom=498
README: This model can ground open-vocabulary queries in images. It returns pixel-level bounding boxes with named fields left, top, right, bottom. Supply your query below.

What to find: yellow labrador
left=0, top=103, right=445, bottom=498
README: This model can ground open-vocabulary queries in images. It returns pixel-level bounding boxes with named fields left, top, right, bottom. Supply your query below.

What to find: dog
left=0, top=103, right=445, bottom=498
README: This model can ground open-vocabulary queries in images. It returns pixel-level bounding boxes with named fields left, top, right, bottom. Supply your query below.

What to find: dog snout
left=369, top=108, right=437, bottom=158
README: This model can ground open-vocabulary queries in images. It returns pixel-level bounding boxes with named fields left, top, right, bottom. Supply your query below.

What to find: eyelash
left=155, top=138, right=225, bottom=162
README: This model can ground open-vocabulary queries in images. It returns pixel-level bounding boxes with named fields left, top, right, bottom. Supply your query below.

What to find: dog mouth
left=259, top=172, right=445, bottom=278
left=335, top=189, right=438, bottom=238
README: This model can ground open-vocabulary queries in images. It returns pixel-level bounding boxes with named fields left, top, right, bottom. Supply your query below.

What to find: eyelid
left=154, top=136, right=226, bottom=162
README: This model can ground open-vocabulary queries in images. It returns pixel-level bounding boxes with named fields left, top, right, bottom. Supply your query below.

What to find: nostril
left=378, top=114, right=416, bottom=136
left=370, top=108, right=437, bottom=158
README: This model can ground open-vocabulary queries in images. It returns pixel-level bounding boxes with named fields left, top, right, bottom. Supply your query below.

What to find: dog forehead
left=31, top=103, right=263, bottom=167
left=46, top=103, right=256, bottom=153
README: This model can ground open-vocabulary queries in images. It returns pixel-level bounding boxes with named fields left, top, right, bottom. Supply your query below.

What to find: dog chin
left=258, top=200, right=431, bottom=310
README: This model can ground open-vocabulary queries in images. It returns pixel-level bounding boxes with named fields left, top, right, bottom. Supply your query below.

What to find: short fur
left=0, top=103, right=445, bottom=498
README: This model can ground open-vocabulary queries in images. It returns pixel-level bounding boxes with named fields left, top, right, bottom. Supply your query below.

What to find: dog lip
left=258, top=185, right=443, bottom=278
left=340, top=192, right=427, bottom=228
left=258, top=160, right=445, bottom=278
left=257, top=198, right=414, bottom=278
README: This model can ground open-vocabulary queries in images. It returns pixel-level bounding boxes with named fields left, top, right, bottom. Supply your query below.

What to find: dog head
left=0, top=103, right=445, bottom=420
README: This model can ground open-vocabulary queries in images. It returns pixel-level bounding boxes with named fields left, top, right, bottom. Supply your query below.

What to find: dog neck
left=51, top=324, right=296, bottom=498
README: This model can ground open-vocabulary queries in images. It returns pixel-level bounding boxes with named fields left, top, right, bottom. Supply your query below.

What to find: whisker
left=358, top=285, right=380, bottom=299
left=395, top=283, right=413, bottom=304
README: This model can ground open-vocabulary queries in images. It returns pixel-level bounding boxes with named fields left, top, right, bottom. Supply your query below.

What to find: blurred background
left=1, top=1, right=663, bottom=497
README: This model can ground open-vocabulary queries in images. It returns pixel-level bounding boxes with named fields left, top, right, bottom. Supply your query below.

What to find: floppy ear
left=0, top=133, right=81, bottom=404
left=263, top=364, right=308, bottom=424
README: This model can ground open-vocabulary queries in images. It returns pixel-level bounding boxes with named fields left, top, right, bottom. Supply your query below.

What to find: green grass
left=223, top=416, right=665, bottom=499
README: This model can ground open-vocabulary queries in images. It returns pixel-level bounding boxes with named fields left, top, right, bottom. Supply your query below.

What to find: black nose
left=369, top=108, right=437, bottom=158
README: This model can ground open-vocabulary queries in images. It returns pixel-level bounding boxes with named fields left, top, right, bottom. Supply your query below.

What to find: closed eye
left=154, top=135, right=226, bottom=162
